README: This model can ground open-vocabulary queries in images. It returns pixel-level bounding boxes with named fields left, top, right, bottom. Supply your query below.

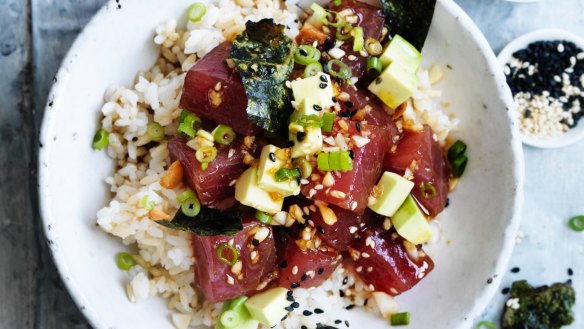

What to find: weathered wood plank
left=0, top=0, right=36, bottom=328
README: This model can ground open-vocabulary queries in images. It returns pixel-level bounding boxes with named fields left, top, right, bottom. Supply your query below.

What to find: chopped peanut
left=149, top=207, right=171, bottom=221
left=160, top=160, right=183, bottom=189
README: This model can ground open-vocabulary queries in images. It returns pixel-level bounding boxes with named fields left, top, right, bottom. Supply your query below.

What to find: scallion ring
left=217, top=243, right=239, bottom=266
left=116, top=252, right=134, bottom=271
left=352, top=27, right=364, bottom=52
left=448, top=140, right=467, bottom=162
left=365, top=38, right=383, bottom=56
left=140, top=195, right=155, bottom=210
left=390, top=312, right=410, bottom=326
left=181, top=196, right=201, bottom=217
left=569, top=216, right=584, bottom=232
left=212, top=124, right=236, bottom=145
left=366, top=57, right=382, bottom=77
left=321, top=112, right=335, bottom=133
left=195, top=146, right=218, bottom=163
left=419, top=182, right=437, bottom=199
left=476, top=321, right=496, bottom=329
left=178, top=122, right=196, bottom=138
left=322, top=10, right=345, bottom=28
left=92, top=129, right=109, bottom=150
left=295, top=45, right=321, bottom=66
left=255, top=210, right=273, bottom=224
left=326, top=59, right=352, bottom=79
left=452, top=155, right=468, bottom=177
left=147, top=122, right=165, bottom=142
left=274, top=168, right=301, bottom=182
left=304, top=62, right=323, bottom=78
left=187, top=3, right=207, bottom=22
left=177, top=189, right=196, bottom=203
left=335, top=23, right=354, bottom=41
left=220, top=310, right=240, bottom=328
left=181, top=111, right=202, bottom=130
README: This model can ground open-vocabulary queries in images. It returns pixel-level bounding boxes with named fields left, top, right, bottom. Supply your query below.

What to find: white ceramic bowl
left=498, top=28, right=584, bottom=148
left=38, top=1, right=524, bottom=328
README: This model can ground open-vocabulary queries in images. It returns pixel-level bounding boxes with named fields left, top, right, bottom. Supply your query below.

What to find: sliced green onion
left=366, top=57, right=383, bottom=77
left=92, top=129, right=109, bottom=150
left=299, top=160, right=313, bottom=179
left=321, top=112, right=335, bottom=133
left=217, top=243, right=239, bottom=266
left=326, top=59, right=352, bottom=79
left=296, top=114, right=324, bottom=127
left=187, top=3, right=206, bottom=22
left=195, top=146, right=218, bottom=163
left=275, top=168, right=301, bottom=182
left=201, top=162, right=209, bottom=171
left=448, top=140, right=467, bottom=162
left=181, top=112, right=202, bottom=130
left=419, top=182, right=437, bottom=199
left=140, top=195, right=155, bottom=210
left=317, top=153, right=330, bottom=171
left=304, top=62, right=323, bottom=78
left=177, top=189, right=196, bottom=203
left=212, top=124, right=236, bottom=145
left=295, top=45, right=321, bottom=66
left=476, top=321, right=496, bottom=329
left=255, top=210, right=273, bottom=224
left=178, top=122, right=196, bottom=138
left=229, top=296, right=249, bottom=310
left=322, top=11, right=345, bottom=28
left=329, top=151, right=341, bottom=170
left=220, top=310, right=240, bottom=328
left=352, top=27, right=364, bottom=52
left=339, top=151, right=353, bottom=171
left=181, top=196, right=201, bottom=217
left=147, top=122, right=165, bottom=142
left=451, top=155, right=468, bottom=177
left=116, top=252, right=134, bottom=271
left=569, top=216, right=584, bottom=232
left=333, top=0, right=342, bottom=6
left=365, top=38, right=383, bottom=56
left=390, top=312, right=410, bottom=326
left=336, top=23, right=354, bottom=41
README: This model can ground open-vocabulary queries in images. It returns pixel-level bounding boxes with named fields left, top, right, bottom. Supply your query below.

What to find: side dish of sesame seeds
left=504, top=40, right=584, bottom=139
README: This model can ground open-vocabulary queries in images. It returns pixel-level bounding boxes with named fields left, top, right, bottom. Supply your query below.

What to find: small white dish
left=498, top=28, right=584, bottom=148
left=38, top=0, right=524, bottom=328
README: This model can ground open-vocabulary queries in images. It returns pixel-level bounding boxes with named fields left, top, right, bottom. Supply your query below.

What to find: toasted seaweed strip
left=380, top=0, right=436, bottom=51
left=231, top=19, right=296, bottom=136
left=156, top=207, right=243, bottom=236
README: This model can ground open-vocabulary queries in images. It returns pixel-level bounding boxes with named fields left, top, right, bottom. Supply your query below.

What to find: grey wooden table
left=1, top=0, right=582, bottom=328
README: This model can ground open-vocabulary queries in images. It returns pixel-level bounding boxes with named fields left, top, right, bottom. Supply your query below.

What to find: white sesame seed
left=314, top=184, right=324, bottom=190
left=292, top=265, right=299, bottom=275
left=322, top=172, right=335, bottom=187
left=254, top=227, right=270, bottom=243
left=349, top=226, right=358, bottom=234
left=390, top=288, right=398, bottom=295
left=361, top=252, right=370, bottom=258
left=367, top=267, right=373, bottom=272
left=383, top=218, right=392, bottom=231
left=231, top=261, right=242, bottom=275
left=330, top=190, right=346, bottom=199
left=226, top=275, right=235, bottom=285
left=577, top=52, right=584, bottom=60
left=356, top=266, right=363, bottom=272
left=558, top=43, right=565, bottom=52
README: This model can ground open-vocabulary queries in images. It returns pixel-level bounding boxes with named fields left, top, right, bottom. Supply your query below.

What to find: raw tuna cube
left=310, top=205, right=376, bottom=251
left=179, top=41, right=260, bottom=135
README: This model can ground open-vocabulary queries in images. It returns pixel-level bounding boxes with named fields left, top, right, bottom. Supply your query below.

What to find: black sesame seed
left=502, top=287, right=510, bottom=294
left=445, top=197, right=450, bottom=208
left=487, top=278, right=493, bottom=284
left=342, top=276, right=348, bottom=285
left=511, top=267, right=520, bottom=273
left=349, top=110, right=358, bottom=117
left=132, top=137, right=138, bottom=142
left=332, top=96, right=338, bottom=103
left=344, top=101, right=354, bottom=108
left=375, top=77, right=382, bottom=84
left=323, top=36, right=335, bottom=51
left=301, top=274, right=308, bottom=281
left=335, top=320, right=343, bottom=324
left=292, top=302, right=300, bottom=308
left=568, top=268, right=574, bottom=276
left=345, top=320, right=350, bottom=327
left=524, top=109, right=532, bottom=118
left=348, top=150, right=354, bottom=160
left=314, top=308, right=324, bottom=314
left=319, top=83, right=328, bottom=89
left=340, top=111, right=352, bottom=118
left=281, top=260, right=288, bottom=268
left=286, top=141, right=295, bottom=148
left=297, top=131, right=306, bottom=142
left=301, top=326, right=308, bottom=329
left=303, top=310, right=313, bottom=316
left=291, top=282, right=300, bottom=288
left=355, top=122, right=361, bottom=132
left=285, top=306, right=294, bottom=312
left=287, top=290, right=293, bottom=296
left=318, top=268, right=324, bottom=275
left=317, top=226, right=325, bottom=234
left=345, top=304, right=355, bottom=310
left=269, top=152, right=276, bottom=162
left=364, top=298, right=369, bottom=306
left=287, top=295, right=295, bottom=302
left=299, top=48, right=308, bottom=56
left=252, top=239, right=260, bottom=246
left=339, top=290, right=345, bottom=297
left=320, top=75, right=328, bottom=83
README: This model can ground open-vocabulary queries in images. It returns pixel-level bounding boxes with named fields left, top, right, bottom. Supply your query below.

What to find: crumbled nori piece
left=156, top=208, right=243, bottom=236
left=231, top=19, right=295, bottom=136
left=380, top=0, right=436, bottom=51
left=501, top=280, right=576, bottom=329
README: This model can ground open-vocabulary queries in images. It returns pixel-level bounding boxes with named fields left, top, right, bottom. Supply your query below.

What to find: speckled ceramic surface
left=38, top=0, right=523, bottom=328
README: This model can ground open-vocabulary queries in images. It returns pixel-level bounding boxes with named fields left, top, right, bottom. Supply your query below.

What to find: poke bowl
left=38, top=0, right=524, bottom=329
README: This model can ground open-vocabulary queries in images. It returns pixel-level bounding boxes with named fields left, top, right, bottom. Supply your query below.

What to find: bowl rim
left=37, top=0, right=524, bottom=328
left=497, top=28, right=584, bottom=149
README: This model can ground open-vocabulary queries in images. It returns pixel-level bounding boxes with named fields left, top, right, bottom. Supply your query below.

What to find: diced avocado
left=215, top=297, right=259, bottom=329
left=391, top=195, right=432, bottom=245
left=290, top=125, right=322, bottom=158
left=368, top=172, right=415, bottom=217
left=290, top=72, right=335, bottom=110
left=368, top=62, right=419, bottom=109
left=244, top=287, right=291, bottom=327
left=379, top=35, right=422, bottom=73
left=235, top=167, right=283, bottom=214
left=257, top=145, right=300, bottom=197
left=306, top=3, right=327, bottom=28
